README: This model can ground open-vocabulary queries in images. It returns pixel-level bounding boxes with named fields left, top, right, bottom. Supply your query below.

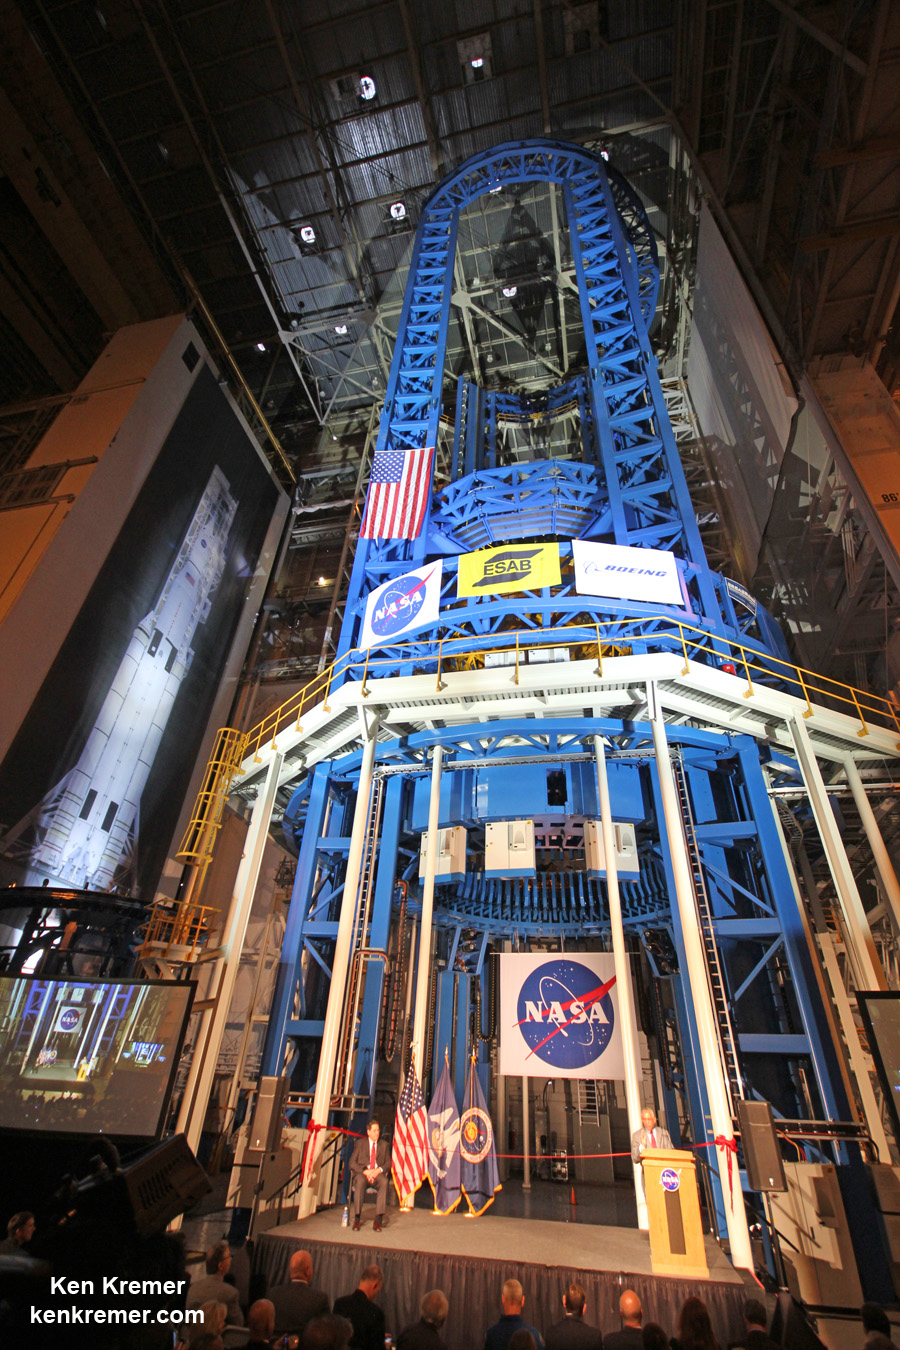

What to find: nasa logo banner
left=457, top=543, right=560, bottom=598
left=499, top=953, right=625, bottom=1080
left=360, top=561, right=443, bottom=649
left=572, top=540, right=683, bottom=607
left=55, top=1006, right=85, bottom=1034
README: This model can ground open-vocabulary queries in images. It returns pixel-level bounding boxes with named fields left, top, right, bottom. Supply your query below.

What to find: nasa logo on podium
left=500, top=955, right=625, bottom=1078
left=660, top=1168, right=681, bottom=1192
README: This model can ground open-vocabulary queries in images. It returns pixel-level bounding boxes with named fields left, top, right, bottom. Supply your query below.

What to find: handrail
left=240, top=616, right=900, bottom=764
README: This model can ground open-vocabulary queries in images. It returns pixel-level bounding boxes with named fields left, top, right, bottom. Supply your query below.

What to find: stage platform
left=254, top=1203, right=749, bottom=1350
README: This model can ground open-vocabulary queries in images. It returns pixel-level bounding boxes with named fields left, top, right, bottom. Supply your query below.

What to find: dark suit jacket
left=603, top=1331, right=643, bottom=1350
left=545, top=1315, right=603, bottom=1350
left=268, top=1279, right=329, bottom=1337
left=349, top=1136, right=392, bottom=1180
left=743, top=1331, right=780, bottom=1350
left=334, top=1286, right=386, bottom=1350
left=484, top=1312, right=545, bottom=1350
left=630, top=1125, right=673, bottom=1163
left=397, top=1318, right=445, bottom=1350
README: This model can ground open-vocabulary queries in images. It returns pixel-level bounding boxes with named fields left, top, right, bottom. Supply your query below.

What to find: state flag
left=459, top=1058, right=501, bottom=1216
left=427, top=1058, right=461, bottom=1215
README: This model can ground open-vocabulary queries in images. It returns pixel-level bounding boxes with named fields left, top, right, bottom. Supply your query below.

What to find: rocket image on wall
left=6, top=466, right=238, bottom=893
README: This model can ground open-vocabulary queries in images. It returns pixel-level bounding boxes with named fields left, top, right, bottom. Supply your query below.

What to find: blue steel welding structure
left=262, top=141, right=858, bottom=1258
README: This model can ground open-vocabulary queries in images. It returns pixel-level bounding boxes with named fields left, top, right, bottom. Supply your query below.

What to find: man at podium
left=630, top=1108, right=672, bottom=1162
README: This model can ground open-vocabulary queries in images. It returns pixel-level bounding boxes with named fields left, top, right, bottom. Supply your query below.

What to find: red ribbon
left=715, top=1135, right=738, bottom=1205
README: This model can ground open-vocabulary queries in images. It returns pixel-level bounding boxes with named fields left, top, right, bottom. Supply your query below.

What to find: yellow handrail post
left=679, top=623, right=690, bottom=676
left=798, top=668, right=814, bottom=720
left=436, top=637, right=444, bottom=692
left=361, top=646, right=371, bottom=698
left=850, top=686, right=869, bottom=738
left=595, top=623, right=603, bottom=678
left=514, top=632, right=520, bottom=686
left=323, top=663, right=333, bottom=713
left=740, top=645, right=755, bottom=700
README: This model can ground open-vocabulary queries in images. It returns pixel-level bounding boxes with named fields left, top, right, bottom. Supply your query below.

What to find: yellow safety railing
left=137, top=900, right=216, bottom=963
left=181, top=616, right=900, bottom=866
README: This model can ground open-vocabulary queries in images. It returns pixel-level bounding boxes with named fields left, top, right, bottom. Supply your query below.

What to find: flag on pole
left=392, top=1068, right=429, bottom=1206
left=427, top=1054, right=461, bottom=1215
left=360, top=447, right=434, bottom=539
left=460, top=1055, right=501, bottom=1216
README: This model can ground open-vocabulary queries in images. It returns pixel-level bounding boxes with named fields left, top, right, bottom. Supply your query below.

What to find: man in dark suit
left=267, top=1248, right=329, bottom=1339
left=397, top=1289, right=450, bottom=1350
left=604, top=1290, right=643, bottom=1350
left=187, top=1240, right=244, bottom=1327
left=349, top=1120, right=391, bottom=1232
left=739, top=1299, right=779, bottom=1350
left=545, top=1283, right=603, bottom=1350
left=333, top=1265, right=386, bottom=1350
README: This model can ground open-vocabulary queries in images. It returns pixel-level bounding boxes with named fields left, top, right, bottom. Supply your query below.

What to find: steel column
left=843, top=756, right=900, bottom=937
left=412, top=745, right=443, bottom=1079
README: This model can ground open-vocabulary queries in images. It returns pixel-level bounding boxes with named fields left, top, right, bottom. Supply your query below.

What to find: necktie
left=370, top=1142, right=376, bottom=1169
left=650, top=1130, right=656, bottom=1148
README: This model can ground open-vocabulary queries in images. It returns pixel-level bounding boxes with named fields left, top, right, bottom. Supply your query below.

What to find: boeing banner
left=499, top=952, right=626, bottom=1080
left=572, top=540, right=684, bottom=607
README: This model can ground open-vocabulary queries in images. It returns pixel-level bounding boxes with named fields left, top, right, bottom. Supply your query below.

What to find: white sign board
left=572, top=540, right=683, bottom=607
left=359, top=561, right=443, bottom=649
left=499, top=952, right=626, bottom=1080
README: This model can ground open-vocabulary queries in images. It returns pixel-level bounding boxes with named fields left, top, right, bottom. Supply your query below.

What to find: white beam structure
left=789, top=716, right=886, bottom=991
left=593, top=734, right=648, bottom=1230
left=648, top=684, right=754, bottom=1270
left=412, top=744, right=443, bottom=1081
left=843, top=755, right=900, bottom=937
left=299, top=716, right=379, bottom=1215
left=176, top=750, right=284, bottom=1153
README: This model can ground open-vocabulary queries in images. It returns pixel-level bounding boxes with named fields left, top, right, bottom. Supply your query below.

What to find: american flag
left=391, top=1068, right=428, bottom=1206
left=360, top=446, right=434, bottom=539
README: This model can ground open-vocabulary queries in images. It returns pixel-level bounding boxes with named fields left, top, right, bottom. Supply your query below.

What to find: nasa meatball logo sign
left=55, top=1006, right=85, bottom=1034
left=499, top=953, right=626, bottom=1080
left=360, top=561, right=443, bottom=649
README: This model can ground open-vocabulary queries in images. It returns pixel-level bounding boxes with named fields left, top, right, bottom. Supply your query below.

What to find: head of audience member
left=421, top=1290, right=449, bottom=1329
left=205, top=1240, right=231, bottom=1279
left=191, top=1302, right=226, bottom=1342
left=6, top=1211, right=35, bottom=1246
left=861, top=1304, right=892, bottom=1336
left=248, top=1299, right=275, bottom=1343
left=502, top=1279, right=525, bottom=1316
left=642, top=1327, right=669, bottom=1350
left=359, top=1264, right=383, bottom=1300
left=508, top=1333, right=536, bottom=1350
left=677, top=1296, right=717, bottom=1350
left=563, top=1283, right=586, bottom=1319
left=619, top=1290, right=642, bottom=1328
left=303, top=1313, right=353, bottom=1350
left=743, top=1300, right=768, bottom=1334
left=290, top=1249, right=314, bottom=1284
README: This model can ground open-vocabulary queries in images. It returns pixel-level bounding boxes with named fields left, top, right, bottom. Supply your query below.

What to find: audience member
left=740, top=1299, right=778, bottom=1350
left=268, top=1249, right=330, bottom=1338
left=349, top=1120, right=392, bottom=1232
left=241, top=1298, right=275, bottom=1349
left=672, top=1297, right=720, bottom=1350
left=0, top=1210, right=35, bottom=1255
left=333, top=1264, right=386, bottom=1350
left=189, top=1302, right=227, bottom=1345
left=397, top=1289, right=450, bottom=1350
left=545, top=1281, right=603, bottom=1350
left=304, top=1314, right=355, bottom=1350
left=861, top=1302, right=896, bottom=1348
left=605, top=1291, right=643, bottom=1350
left=642, top=1328, right=668, bottom=1350
left=188, top=1241, right=244, bottom=1327
left=509, top=1333, right=537, bottom=1350
left=484, top=1278, right=545, bottom=1350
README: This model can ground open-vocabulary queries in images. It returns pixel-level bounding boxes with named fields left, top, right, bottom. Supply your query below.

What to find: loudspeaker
left=249, top=1075, right=289, bottom=1153
left=737, top=1100, right=787, bottom=1192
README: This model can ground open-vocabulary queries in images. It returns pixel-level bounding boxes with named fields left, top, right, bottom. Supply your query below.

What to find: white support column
left=301, top=719, right=379, bottom=1207
left=648, top=685, right=754, bottom=1271
left=789, top=718, right=886, bottom=991
left=844, top=756, right=900, bottom=938
left=522, top=1076, right=531, bottom=1190
left=177, top=750, right=283, bottom=1154
left=412, top=744, right=443, bottom=1080
left=593, top=734, right=648, bottom=1230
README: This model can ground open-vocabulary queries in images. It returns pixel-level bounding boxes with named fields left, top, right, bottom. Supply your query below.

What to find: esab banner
left=573, top=540, right=683, bottom=607
left=499, top=952, right=625, bottom=1080
left=360, top=561, right=443, bottom=649
left=457, top=542, right=560, bottom=598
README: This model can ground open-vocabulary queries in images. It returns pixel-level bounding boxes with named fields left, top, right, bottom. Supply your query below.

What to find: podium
left=640, top=1148, right=709, bottom=1279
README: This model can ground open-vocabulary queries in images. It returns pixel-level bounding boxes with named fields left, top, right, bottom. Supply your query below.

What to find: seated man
left=333, top=1265, right=385, bottom=1350
left=187, top=1241, right=243, bottom=1328
left=397, top=1289, right=449, bottom=1350
left=0, top=1211, right=35, bottom=1255
left=349, top=1121, right=391, bottom=1232
left=268, top=1249, right=329, bottom=1339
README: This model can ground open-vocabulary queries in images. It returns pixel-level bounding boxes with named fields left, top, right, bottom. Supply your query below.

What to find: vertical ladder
left=336, top=776, right=385, bottom=1096
left=672, top=758, right=744, bottom=1109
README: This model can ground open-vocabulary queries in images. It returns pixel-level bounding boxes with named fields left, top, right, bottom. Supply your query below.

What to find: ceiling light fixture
left=502, top=285, right=517, bottom=298
left=359, top=75, right=376, bottom=100
left=334, top=324, right=348, bottom=335
left=256, top=342, right=267, bottom=353
left=299, top=225, right=316, bottom=244
left=470, top=57, right=484, bottom=68
left=389, top=202, right=407, bottom=221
